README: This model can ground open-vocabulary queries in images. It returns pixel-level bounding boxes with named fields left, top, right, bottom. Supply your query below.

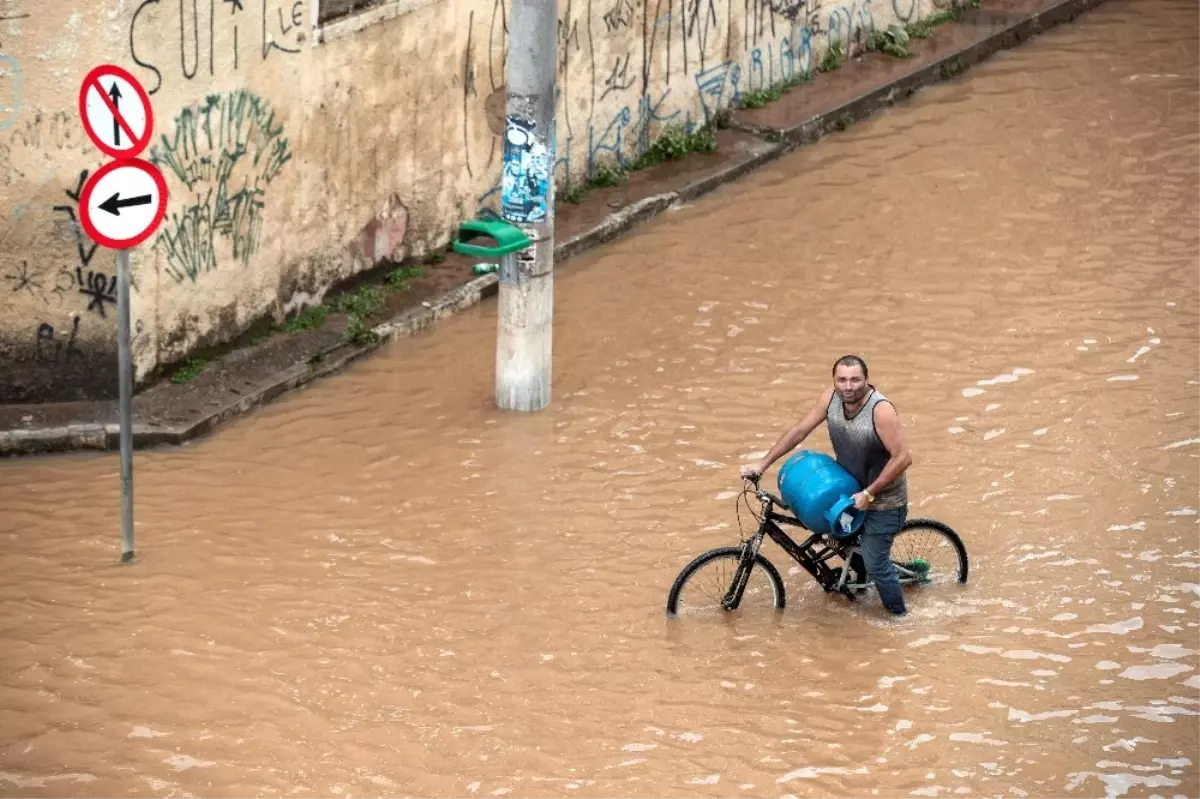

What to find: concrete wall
left=0, top=0, right=937, bottom=403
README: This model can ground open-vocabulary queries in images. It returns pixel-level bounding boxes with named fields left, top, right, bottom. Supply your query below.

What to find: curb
left=726, top=0, right=1109, bottom=145
left=0, top=0, right=1104, bottom=458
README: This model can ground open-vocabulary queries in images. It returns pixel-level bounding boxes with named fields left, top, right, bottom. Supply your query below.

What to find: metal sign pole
left=76, top=63, right=165, bottom=564
left=117, top=248, right=135, bottom=563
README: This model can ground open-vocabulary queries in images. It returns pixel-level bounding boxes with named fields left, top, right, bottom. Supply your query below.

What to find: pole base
left=120, top=550, right=136, bottom=564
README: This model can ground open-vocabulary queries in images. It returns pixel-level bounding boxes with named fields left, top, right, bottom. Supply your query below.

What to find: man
left=739, top=355, right=914, bottom=616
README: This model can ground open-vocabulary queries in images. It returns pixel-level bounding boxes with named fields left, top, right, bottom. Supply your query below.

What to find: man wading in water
left=740, top=355, right=914, bottom=616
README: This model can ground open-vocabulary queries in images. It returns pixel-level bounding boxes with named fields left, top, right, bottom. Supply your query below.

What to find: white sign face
left=79, top=159, right=168, bottom=250
left=78, top=65, right=155, bottom=158
left=84, top=75, right=147, bottom=152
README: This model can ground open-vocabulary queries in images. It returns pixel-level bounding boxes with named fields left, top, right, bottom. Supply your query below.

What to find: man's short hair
left=832, top=354, right=869, bottom=379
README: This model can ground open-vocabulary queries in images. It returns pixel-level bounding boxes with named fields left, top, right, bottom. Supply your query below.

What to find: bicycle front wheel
left=666, top=546, right=786, bottom=617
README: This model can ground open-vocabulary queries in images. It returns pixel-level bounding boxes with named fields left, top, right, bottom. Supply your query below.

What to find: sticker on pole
left=78, top=64, right=154, bottom=158
left=79, top=158, right=169, bottom=250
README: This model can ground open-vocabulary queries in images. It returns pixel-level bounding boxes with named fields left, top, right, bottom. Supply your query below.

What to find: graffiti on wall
left=129, top=0, right=305, bottom=95
left=148, top=90, right=292, bottom=283
left=501, top=116, right=553, bottom=224
left=1, top=169, right=113, bottom=368
left=0, top=8, right=25, bottom=131
left=463, top=0, right=865, bottom=218
left=35, top=317, right=84, bottom=366
left=3, top=173, right=90, bottom=311
left=826, top=0, right=875, bottom=52
left=0, top=54, right=19, bottom=132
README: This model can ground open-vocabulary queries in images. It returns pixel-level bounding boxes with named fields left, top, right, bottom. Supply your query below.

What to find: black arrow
left=107, top=81, right=122, bottom=146
left=99, top=192, right=152, bottom=216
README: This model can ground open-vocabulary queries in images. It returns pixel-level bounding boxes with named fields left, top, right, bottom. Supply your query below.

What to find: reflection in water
left=1, top=1, right=1198, bottom=796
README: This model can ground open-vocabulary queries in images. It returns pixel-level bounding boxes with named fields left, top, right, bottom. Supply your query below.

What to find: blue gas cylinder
left=776, top=450, right=866, bottom=538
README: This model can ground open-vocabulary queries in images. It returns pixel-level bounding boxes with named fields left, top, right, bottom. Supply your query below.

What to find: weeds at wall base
left=867, top=25, right=914, bottom=57
left=738, top=71, right=816, bottom=110
left=558, top=124, right=720, bottom=205
left=820, top=41, right=847, bottom=72
left=207, top=256, right=438, bottom=362
left=734, top=0, right=982, bottom=112
left=168, top=358, right=208, bottom=384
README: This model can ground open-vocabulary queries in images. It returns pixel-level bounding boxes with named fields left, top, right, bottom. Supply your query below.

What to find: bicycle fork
left=723, top=530, right=766, bottom=611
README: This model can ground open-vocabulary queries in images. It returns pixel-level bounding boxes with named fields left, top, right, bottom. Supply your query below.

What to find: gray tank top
left=825, top=387, right=908, bottom=511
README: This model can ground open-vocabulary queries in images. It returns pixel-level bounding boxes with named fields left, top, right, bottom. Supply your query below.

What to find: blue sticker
left=501, top=116, right=551, bottom=224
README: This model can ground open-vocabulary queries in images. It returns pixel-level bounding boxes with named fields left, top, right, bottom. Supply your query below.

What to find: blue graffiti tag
left=0, top=55, right=21, bottom=131
left=749, top=48, right=766, bottom=92
left=633, top=88, right=680, bottom=156
left=828, top=0, right=875, bottom=52
left=780, top=37, right=796, bottom=80
left=587, top=106, right=632, bottom=177
left=501, top=116, right=553, bottom=223
left=694, top=61, right=742, bottom=124
left=796, top=25, right=813, bottom=73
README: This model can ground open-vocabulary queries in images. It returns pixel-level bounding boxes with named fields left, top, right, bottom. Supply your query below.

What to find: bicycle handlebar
left=743, top=475, right=789, bottom=511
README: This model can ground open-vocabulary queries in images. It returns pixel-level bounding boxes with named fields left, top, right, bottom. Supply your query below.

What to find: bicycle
left=665, top=476, right=969, bottom=616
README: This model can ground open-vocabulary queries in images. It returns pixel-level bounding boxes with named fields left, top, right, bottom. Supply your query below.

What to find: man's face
left=834, top=364, right=869, bottom=404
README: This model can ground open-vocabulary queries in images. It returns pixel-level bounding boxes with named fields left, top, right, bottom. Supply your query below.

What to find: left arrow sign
left=99, top=192, right=154, bottom=216
left=79, top=158, right=169, bottom=250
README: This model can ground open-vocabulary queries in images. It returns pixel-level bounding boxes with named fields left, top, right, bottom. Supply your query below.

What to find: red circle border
left=78, top=64, right=155, bottom=160
left=79, top=157, right=169, bottom=250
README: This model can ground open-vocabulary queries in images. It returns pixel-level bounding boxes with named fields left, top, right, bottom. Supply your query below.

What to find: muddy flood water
left=2, top=1, right=1198, bottom=797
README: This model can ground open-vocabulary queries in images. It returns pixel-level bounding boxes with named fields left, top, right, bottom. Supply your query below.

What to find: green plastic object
left=453, top=219, right=531, bottom=260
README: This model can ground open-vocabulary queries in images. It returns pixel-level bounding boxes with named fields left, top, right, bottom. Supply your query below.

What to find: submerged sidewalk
left=0, top=0, right=1108, bottom=457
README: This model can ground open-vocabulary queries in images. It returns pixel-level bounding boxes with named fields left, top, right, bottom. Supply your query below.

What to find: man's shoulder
left=871, top=390, right=898, bottom=413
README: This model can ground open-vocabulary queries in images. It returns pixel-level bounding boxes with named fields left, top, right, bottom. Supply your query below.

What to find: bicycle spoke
left=892, top=525, right=965, bottom=586
left=672, top=553, right=780, bottom=616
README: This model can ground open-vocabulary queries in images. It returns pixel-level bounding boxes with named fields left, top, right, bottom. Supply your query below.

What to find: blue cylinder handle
left=824, top=495, right=864, bottom=538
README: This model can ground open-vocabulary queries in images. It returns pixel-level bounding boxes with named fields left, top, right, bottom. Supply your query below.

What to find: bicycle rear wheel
left=893, top=519, right=969, bottom=586
left=665, top=546, right=786, bottom=617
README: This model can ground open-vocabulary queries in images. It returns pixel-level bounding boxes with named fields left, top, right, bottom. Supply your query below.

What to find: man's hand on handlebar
left=739, top=462, right=766, bottom=482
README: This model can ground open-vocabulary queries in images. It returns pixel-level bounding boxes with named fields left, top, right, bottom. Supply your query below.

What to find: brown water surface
left=2, top=1, right=1198, bottom=796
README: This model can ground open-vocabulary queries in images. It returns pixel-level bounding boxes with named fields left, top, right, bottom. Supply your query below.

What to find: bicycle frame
left=744, top=495, right=850, bottom=595
left=727, top=482, right=927, bottom=607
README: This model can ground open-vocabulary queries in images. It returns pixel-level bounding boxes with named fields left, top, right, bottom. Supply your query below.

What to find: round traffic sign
left=79, top=158, right=169, bottom=250
left=78, top=64, right=155, bottom=159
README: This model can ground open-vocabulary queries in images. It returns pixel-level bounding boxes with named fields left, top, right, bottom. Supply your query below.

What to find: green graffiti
left=149, top=91, right=291, bottom=284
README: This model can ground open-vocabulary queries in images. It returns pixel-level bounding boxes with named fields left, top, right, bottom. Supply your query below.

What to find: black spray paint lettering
left=600, top=53, right=635, bottom=99
left=76, top=267, right=118, bottom=317
left=5, top=261, right=41, bottom=298
left=130, top=0, right=164, bottom=93
left=130, top=0, right=303, bottom=95
left=602, top=0, right=635, bottom=32
left=53, top=171, right=99, bottom=271
left=36, top=317, right=84, bottom=365
left=263, top=0, right=304, bottom=59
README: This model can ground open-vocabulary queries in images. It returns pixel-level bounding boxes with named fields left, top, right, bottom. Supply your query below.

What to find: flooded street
left=2, top=0, right=1198, bottom=796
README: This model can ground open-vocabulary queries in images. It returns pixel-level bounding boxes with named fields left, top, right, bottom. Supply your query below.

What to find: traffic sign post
left=77, top=64, right=166, bottom=564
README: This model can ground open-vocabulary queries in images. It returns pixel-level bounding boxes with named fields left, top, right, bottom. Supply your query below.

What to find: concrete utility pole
left=497, top=0, right=557, bottom=411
